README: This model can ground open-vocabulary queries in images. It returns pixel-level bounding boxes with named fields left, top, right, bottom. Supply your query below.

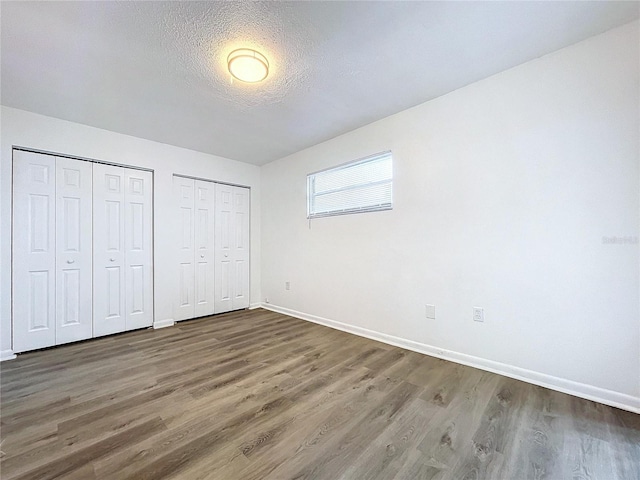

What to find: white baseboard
left=153, top=318, right=175, bottom=329
left=249, top=302, right=261, bottom=310
left=1, top=349, right=17, bottom=361
left=261, top=304, right=640, bottom=414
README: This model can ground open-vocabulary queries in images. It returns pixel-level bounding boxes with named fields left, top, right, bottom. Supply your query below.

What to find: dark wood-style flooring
left=1, top=308, right=638, bottom=479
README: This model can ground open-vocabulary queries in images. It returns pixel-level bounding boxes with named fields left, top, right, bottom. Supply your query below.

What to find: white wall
left=0, top=106, right=261, bottom=358
left=261, top=21, right=640, bottom=411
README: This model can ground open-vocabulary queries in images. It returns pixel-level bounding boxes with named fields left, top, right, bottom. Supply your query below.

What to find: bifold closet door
left=55, top=157, right=93, bottom=345
left=173, top=176, right=215, bottom=321
left=13, top=152, right=93, bottom=352
left=93, top=164, right=152, bottom=336
left=194, top=180, right=215, bottom=317
left=214, top=184, right=249, bottom=313
left=174, top=176, right=195, bottom=320
left=13, top=151, right=57, bottom=352
left=124, top=169, right=153, bottom=330
left=93, top=164, right=126, bottom=336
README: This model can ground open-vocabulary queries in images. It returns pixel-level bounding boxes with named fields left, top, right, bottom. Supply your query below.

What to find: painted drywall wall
left=0, top=106, right=261, bottom=358
left=261, top=21, right=640, bottom=410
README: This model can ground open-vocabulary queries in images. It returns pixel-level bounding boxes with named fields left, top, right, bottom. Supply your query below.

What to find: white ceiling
left=2, top=1, right=638, bottom=166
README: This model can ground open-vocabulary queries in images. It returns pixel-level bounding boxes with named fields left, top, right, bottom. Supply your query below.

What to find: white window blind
left=307, top=151, right=392, bottom=218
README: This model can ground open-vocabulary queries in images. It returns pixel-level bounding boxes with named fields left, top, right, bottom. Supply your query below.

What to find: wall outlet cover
left=425, top=304, right=436, bottom=319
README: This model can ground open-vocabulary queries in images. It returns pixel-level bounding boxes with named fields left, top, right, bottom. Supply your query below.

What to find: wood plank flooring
left=1, top=308, right=638, bottom=479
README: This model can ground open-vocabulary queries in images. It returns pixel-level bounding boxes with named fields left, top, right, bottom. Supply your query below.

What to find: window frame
left=306, top=151, right=393, bottom=219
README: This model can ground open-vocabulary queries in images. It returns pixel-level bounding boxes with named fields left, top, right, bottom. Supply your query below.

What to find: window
left=307, top=151, right=392, bottom=219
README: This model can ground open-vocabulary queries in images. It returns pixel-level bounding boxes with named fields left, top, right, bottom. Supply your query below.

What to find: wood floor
left=1, top=309, right=638, bottom=480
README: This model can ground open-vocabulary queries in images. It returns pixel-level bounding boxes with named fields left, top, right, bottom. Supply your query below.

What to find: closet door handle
left=200, top=254, right=205, bottom=258
left=109, top=258, right=116, bottom=262
left=66, top=259, right=75, bottom=264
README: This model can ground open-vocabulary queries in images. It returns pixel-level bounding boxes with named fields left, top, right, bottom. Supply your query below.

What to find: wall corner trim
left=153, top=318, right=175, bottom=329
left=249, top=302, right=262, bottom=310
left=261, top=303, right=640, bottom=414
left=1, top=349, right=17, bottom=362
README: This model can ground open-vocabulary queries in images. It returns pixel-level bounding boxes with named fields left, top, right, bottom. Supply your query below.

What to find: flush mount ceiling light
left=227, top=48, right=269, bottom=83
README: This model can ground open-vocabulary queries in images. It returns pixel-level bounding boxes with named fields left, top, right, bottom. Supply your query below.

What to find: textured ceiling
left=2, top=1, right=638, bottom=165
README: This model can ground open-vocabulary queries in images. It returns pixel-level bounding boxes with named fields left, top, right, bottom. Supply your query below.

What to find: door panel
left=174, top=176, right=195, bottom=320
left=13, top=151, right=56, bottom=352
left=231, top=187, right=250, bottom=310
left=194, top=180, right=214, bottom=317
left=215, top=184, right=250, bottom=313
left=124, top=169, right=153, bottom=330
left=93, top=163, right=126, bottom=336
left=214, top=183, right=233, bottom=313
left=55, top=157, right=92, bottom=345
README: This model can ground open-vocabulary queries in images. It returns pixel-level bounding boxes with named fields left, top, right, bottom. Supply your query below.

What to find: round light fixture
left=227, top=48, right=269, bottom=83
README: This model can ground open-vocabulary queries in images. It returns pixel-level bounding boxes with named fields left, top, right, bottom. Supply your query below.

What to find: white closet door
left=12, top=151, right=56, bottom=352
left=214, top=183, right=233, bottom=313
left=231, top=187, right=250, bottom=310
left=194, top=180, right=215, bottom=317
left=174, top=176, right=195, bottom=321
left=93, top=164, right=126, bottom=337
left=55, top=157, right=93, bottom=345
left=215, top=184, right=250, bottom=313
left=124, top=169, right=153, bottom=330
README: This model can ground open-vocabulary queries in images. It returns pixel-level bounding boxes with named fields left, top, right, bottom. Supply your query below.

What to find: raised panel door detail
left=220, top=211, right=230, bottom=250
left=29, top=271, right=50, bottom=330
left=106, top=201, right=121, bottom=251
left=129, top=177, right=144, bottom=195
left=181, top=207, right=192, bottom=249
left=106, top=174, right=120, bottom=192
left=219, top=261, right=230, bottom=301
left=61, top=269, right=80, bottom=326
left=234, top=191, right=244, bottom=210
left=63, top=168, right=80, bottom=187
left=30, top=164, right=49, bottom=183
left=234, top=260, right=245, bottom=299
left=196, top=262, right=207, bottom=306
left=179, top=263, right=193, bottom=307
left=62, top=197, right=81, bottom=252
left=197, top=209, right=208, bottom=249
left=29, top=194, right=50, bottom=252
left=129, top=265, right=144, bottom=314
left=235, top=212, right=246, bottom=249
left=106, top=266, right=122, bottom=319
left=130, top=203, right=144, bottom=251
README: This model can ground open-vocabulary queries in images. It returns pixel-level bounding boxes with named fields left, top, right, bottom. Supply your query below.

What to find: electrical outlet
left=265, top=297, right=270, bottom=304
left=473, top=307, right=484, bottom=322
left=425, top=304, right=435, bottom=319
left=285, top=281, right=290, bottom=291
